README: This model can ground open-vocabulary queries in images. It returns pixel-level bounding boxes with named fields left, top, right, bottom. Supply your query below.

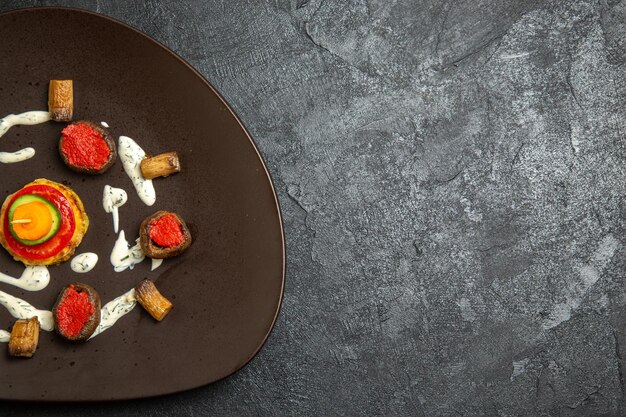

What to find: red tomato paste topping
left=60, top=123, right=110, bottom=170
left=55, top=285, right=94, bottom=337
left=149, top=214, right=184, bottom=248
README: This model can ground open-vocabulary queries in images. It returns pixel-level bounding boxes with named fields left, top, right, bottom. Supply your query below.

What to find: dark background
left=0, top=0, right=625, bottom=416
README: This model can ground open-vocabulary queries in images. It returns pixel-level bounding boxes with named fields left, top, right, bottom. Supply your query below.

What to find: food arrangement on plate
left=0, top=80, right=192, bottom=357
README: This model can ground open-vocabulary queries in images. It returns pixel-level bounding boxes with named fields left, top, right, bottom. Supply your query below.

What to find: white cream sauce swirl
left=110, top=230, right=145, bottom=272
left=102, top=185, right=128, bottom=233
left=89, top=289, right=136, bottom=339
left=0, top=290, right=54, bottom=331
left=118, top=136, right=156, bottom=206
left=151, top=258, right=163, bottom=271
left=0, top=147, right=35, bottom=164
left=70, top=253, right=98, bottom=273
left=0, top=266, right=50, bottom=291
left=0, top=111, right=51, bottom=164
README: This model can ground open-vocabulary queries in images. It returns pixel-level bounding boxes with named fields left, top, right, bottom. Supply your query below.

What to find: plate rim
left=0, top=5, right=286, bottom=401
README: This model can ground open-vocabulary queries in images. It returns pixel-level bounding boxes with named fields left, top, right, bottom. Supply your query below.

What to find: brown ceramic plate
left=0, top=7, right=284, bottom=401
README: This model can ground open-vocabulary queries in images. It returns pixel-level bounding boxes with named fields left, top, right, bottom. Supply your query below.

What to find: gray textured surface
left=0, top=0, right=625, bottom=415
